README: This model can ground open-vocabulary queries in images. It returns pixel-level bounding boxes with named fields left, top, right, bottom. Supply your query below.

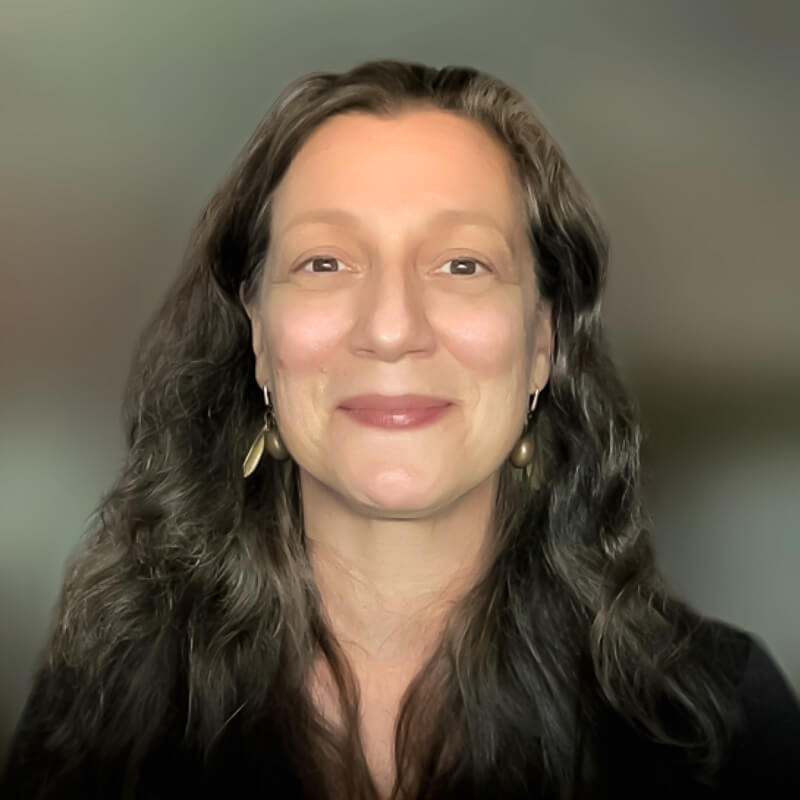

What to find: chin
left=352, top=471, right=473, bottom=514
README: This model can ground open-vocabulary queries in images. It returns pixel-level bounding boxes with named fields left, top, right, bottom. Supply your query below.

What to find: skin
left=243, top=108, right=552, bottom=792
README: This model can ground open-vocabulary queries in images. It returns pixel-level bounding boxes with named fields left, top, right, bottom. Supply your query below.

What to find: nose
left=350, top=257, right=437, bottom=362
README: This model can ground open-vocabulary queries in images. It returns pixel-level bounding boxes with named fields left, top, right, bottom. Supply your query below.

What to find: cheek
left=266, top=295, right=348, bottom=373
left=438, top=301, right=522, bottom=377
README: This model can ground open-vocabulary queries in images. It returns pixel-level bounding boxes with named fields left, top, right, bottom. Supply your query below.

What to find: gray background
left=2, top=0, right=798, bottom=762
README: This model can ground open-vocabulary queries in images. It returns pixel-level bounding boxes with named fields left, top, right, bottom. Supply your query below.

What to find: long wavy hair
left=13, top=60, right=742, bottom=798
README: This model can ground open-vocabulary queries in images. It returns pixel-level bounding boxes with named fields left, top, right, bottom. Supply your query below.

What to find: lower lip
left=339, top=404, right=452, bottom=429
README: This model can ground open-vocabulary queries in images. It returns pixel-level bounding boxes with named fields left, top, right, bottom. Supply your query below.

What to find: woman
left=2, top=59, right=798, bottom=799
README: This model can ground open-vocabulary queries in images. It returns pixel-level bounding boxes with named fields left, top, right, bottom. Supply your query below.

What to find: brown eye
left=297, top=256, right=343, bottom=273
left=438, top=257, right=489, bottom=277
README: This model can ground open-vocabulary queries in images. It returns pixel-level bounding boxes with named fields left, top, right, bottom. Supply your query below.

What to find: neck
left=300, top=470, right=498, bottom=666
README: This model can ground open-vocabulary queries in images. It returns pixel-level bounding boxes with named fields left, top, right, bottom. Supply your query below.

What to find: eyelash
left=295, top=255, right=491, bottom=276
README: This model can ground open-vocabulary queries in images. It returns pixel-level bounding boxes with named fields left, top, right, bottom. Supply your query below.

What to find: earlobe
left=240, top=286, right=268, bottom=387
left=531, top=350, right=551, bottom=394
left=249, top=325, right=269, bottom=389
left=531, top=302, right=553, bottom=392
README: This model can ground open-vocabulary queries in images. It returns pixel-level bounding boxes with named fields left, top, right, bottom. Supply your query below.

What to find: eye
left=437, top=257, right=490, bottom=277
left=296, top=255, right=344, bottom=274
left=295, top=254, right=490, bottom=276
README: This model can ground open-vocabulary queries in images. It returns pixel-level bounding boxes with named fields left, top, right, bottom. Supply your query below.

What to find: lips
left=339, top=393, right=452, bottom=411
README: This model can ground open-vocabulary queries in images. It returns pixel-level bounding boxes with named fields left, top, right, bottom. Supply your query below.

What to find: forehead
left=270, top=109, right=525, bottom=236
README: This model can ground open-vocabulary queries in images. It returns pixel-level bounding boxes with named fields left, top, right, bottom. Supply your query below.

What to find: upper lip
left=339, top=393, right=452, bottom=410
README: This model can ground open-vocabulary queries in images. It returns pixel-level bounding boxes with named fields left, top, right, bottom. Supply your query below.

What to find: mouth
left=338, top=393, right=452, bottom=411
left=338, top=402, right=453, bottom=430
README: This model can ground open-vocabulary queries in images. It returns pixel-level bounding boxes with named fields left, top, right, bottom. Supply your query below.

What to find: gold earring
left=509, top=389, right=539, bottom=469
left=242, top=386, right=290, bottom=478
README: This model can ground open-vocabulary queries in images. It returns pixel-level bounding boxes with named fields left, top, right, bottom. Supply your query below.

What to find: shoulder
left=697, top=616, right=800, bottom=792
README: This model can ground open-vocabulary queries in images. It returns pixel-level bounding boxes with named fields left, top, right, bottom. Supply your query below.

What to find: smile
left=339, top=404, right=453, bottom=429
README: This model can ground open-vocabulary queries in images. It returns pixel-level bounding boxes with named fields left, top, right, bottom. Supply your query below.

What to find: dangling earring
left=509, top=389, right=539, bottom=469
left=242, top=386, right=290, bottom=477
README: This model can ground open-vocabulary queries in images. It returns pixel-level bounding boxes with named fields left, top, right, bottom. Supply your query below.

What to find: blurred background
left=1, top=0, right=798, bottom=762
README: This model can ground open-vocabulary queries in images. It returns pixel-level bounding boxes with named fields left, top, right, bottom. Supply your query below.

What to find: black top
left=2, top=618, right=799, bottom=798
left=595, top=622, right=800, bottom=798
left=715, top=628, right=800, bottom=791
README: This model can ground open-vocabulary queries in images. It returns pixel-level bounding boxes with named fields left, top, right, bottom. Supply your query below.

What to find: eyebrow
left=276, top=208, right=517, bottom=260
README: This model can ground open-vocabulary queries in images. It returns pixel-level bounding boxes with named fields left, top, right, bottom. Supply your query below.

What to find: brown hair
left=7, top=60, right=741, bottom=799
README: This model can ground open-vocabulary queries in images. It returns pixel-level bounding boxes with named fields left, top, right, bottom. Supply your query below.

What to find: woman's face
left=245, top=108, right=551, bottom=515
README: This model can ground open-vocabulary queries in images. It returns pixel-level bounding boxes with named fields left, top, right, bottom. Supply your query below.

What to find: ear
left=239, top=283, right=268, bottom=387
left=530, top=299, right=553, bottom=394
